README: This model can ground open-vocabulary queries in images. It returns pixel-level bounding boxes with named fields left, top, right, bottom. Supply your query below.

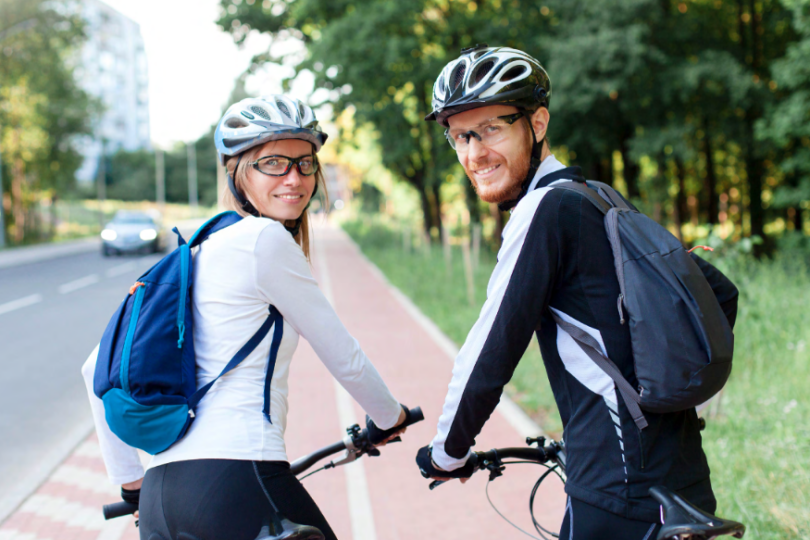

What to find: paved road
left=0, top=247, right=165, bottom=518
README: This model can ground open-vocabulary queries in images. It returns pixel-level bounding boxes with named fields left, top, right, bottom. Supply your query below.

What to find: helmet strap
left=497, top=110, right=544, bottom=212
left=228, top=153, right=260, bottom=217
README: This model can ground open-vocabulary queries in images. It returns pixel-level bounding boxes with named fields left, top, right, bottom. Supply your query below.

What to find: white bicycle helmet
left=215, top=95, right=328, bottom=164
left=425, top=44, right=551, bottom=127
left=215, top=95, right=327, bottom=228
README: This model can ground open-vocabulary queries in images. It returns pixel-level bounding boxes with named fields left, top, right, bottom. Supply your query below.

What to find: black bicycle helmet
left=425, top=44, right=551, bottom=127
left=426, top=45, right=553, bottom=211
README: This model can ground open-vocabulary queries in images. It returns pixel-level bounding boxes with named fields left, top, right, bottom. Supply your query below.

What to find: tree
left=217, top=0, right=555, bottom=236
left=758, top=0, right=810, bottom=233
left=0, top=0, right=96, bottom=243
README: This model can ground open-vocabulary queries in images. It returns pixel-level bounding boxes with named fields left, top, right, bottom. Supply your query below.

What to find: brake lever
left=429, top=480, right=446, bottom=490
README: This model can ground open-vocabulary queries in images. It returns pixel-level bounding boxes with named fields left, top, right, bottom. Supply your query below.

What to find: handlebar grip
left=103, top=501, right=138, bottom=520
left=405, top=407, right=424, bottom=426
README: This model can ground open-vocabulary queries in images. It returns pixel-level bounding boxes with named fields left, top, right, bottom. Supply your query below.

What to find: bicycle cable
left=483, top=461, right=560, bottom=540
left=297, top=466, right=326, bottom=482
left=529, top=465, right=565, bottom=539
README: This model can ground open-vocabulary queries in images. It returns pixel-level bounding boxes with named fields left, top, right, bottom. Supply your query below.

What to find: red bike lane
left=289, top=222, right=566, bottom=539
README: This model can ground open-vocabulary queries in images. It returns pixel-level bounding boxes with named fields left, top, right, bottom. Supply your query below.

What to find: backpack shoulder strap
left=550, top=312, right=648, bottom=430
left=587, top=181, right=633, bottom=211
left=188, top=305, right=283, bottom=414
left=552, top=181, right=612, bottom=215
left=188, top=211, right=243, bottom=248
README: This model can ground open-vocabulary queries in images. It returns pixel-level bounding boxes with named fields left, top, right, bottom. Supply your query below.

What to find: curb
left=0, top=238, right=101, bottom=269
left=0, top=219, right=211, bottom=270
left=0, top=418, right=94, bottom=525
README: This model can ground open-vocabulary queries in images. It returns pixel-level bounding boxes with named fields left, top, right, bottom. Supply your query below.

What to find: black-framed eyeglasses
left=445, top=112, right=525, bottom=151
left=250, top=155, right=319, bottom=177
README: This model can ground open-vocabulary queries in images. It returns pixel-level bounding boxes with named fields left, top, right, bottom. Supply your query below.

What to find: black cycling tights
left=558, top=497, right=661, bottom=540
left=139, top=459, right=337, bottom=540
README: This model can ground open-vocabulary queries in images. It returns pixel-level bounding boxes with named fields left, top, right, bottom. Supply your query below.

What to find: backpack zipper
left=177, top=243, right=190, bottom=348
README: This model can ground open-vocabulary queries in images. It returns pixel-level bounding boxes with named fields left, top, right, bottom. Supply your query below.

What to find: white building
left=74, top=0, right=150, bottom=183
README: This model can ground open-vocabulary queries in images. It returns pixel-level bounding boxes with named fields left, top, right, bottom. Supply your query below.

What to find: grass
left=342, top=214, right=810, bottom=540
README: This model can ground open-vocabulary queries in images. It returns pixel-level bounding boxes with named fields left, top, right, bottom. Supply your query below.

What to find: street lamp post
left=187, top=142, right=198, bottom=210
left=155, top=148, right=165, bottom=211
left=0, top=144, right=6, bottom=249
left=97, top=141, right=106, bottom=231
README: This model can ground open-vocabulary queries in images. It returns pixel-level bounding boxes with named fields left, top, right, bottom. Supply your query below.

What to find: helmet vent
left=225, top=116, right=249, bottom=128
left=451, top=63, right=467, bottom=91
left=473, top=60, right=495, bottom=85
left=501, top=65, right=528, bottom=82
left=298, top=102, right=306, bottom=120
left=473, top=50, right=487, bottom=60
left=438, top=75, right=446, bottom=94
left=276, top=100, right=292, bottom=119
left=250, top=106, right=272, bottom=121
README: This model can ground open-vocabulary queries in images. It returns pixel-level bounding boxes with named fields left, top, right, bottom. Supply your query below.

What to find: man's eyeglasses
left=445, top=113, right=525, bottom=152
left=250, top=155, right=319, bottom=177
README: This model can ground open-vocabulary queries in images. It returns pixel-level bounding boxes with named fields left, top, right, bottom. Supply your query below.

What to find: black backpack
left=551, top=179, right=734, bottom=430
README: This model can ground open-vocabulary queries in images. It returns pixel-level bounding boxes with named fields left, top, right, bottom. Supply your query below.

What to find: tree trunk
left=674, top=158, right=687, bottom=244
left=619, top=128, right=640, bottom=198
left=591, top=156, right=614, bottom=186
left=737, top=0, right=749, bottom=64
left=745, top=117, right=764, bottom=240
left=464, top=179, right=481, bottom=224
left=701, top=121, right=719, bottom=225
left=489, top=203, right=506, bottom=247
left=794, top=206, right=804, bottom=233
left=418, top=187, right=433, bottom=237
left=430, top=181, right=443, bottom=234
left=11, top=156, right=24, bottom=243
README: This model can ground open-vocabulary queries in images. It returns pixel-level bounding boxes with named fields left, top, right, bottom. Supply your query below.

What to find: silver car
left=101, top=211, right=166, bottom=256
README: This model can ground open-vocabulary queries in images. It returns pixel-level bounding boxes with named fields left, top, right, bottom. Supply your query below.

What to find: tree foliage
left=216, top=0, right=809, bottom=248
left=0, top=0, right=96, bottom=243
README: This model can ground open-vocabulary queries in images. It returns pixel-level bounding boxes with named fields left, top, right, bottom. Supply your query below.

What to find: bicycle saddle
left=651, top=486, right=745, bottom=540
left=255, top=519, right=325, bottom=540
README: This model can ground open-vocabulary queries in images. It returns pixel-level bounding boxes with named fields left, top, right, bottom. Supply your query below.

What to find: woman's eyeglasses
left=445, top=112, right=525, bottom=152
left=250, top=155, right=319, bottom=177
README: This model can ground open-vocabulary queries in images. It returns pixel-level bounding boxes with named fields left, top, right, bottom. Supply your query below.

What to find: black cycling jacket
left=430, top=163, right=738, bottom=521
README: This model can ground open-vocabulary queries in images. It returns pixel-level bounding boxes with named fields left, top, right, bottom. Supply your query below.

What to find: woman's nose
left=283, top=167, right=303, bottom=186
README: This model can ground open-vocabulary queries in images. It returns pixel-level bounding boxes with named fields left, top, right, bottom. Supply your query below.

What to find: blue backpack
left=94, top=211, right=284, bottom=454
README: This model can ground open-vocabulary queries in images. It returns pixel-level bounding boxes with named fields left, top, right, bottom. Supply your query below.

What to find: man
left=415, top=45, right=739, bottom=539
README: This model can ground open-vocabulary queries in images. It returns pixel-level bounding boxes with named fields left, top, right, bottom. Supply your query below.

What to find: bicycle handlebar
left=290, top=406, right=424, bottom=475
left=102, top=501, right=139, bottom=520
left=428, top=437, right=565, bottom=490
left=289, top=440, right=348, bottom=476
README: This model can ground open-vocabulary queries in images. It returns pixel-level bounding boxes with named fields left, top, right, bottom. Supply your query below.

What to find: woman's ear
left=530, top=107, right=550, bottom=141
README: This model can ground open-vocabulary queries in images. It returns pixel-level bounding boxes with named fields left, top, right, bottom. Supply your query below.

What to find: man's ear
left=530, top=107, right=550, bottom=141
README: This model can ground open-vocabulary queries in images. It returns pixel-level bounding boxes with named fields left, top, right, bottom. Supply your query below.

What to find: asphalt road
left=0, top=246, right=165, bottom=517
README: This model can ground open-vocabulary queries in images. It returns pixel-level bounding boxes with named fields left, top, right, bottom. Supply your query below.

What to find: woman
left=81, top=95, right=408, bottom=540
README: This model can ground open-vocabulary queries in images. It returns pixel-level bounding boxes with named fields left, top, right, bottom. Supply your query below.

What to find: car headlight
left=140, top=228, right=158, bottom=241
left=101, top=229, right=117, bottom=241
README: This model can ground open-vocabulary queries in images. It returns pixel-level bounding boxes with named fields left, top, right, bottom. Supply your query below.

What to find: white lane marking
left=334, top=381, right=378, bottom=540
left=105, top=262, right=137, bottom=277
left=58, top=274, right=100, bottom=294
left=0, top=294, right=43, bottom=316
left=315, top=229, right=378, bottom=540
left=336, top=225, right=545, bottom=439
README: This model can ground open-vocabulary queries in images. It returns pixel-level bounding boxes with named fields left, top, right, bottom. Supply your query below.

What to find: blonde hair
left=222, top=147, right=327, bottom=260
